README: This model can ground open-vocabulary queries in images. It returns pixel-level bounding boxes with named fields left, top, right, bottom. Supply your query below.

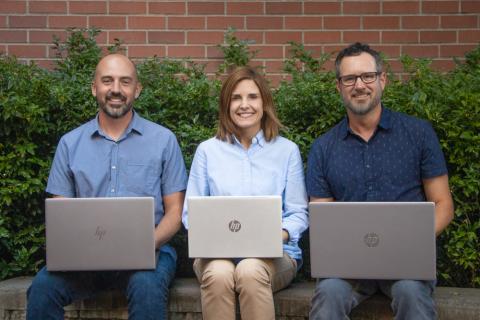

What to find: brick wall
left=1, top=0, right=479, bottom=80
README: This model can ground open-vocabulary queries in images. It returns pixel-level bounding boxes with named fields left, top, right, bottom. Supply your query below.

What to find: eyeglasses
left=337, top=72, right=382, bottom=86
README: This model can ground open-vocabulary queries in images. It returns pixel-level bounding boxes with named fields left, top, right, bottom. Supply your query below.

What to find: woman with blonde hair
left=182, top=66, right=308, bottom=320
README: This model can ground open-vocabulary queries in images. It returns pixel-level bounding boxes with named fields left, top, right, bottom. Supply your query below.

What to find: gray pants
left=309, top=278, right=436, bottom=320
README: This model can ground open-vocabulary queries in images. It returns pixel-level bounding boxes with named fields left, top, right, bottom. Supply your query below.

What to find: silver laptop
left=309, top=202, right=436, bottom=280
left=188, top=196, right=283, bottom=258
left=46, top=197, right=156, bottom=271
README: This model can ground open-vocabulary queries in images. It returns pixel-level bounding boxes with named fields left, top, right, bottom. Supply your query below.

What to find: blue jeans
left=26, top=245, right=176, bottom=320
left=309, top=278, right=436, bottom=320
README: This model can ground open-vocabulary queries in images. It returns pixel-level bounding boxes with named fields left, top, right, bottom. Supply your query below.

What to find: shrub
left=0, top=29, right=478, bottom=287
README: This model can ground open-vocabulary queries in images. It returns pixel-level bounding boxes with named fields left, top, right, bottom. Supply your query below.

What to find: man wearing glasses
left=306, top=43, right=453, bottom=319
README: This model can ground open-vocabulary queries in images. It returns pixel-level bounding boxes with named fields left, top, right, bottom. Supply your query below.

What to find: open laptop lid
left=309, top=202, right=436, bottom=280
left=46, top=197, right=155, bottom=271
left=188, top=196, right=283, bottom=258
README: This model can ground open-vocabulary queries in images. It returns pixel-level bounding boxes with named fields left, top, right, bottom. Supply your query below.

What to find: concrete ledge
left=1, top=277, right=479, bottom=319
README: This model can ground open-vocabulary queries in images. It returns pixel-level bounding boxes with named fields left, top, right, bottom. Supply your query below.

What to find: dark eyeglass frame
left=337, top=72, right=382, bottom=86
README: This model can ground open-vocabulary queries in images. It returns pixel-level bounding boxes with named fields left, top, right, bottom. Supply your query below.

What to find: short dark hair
left=335, top=42, right=383, bottom=78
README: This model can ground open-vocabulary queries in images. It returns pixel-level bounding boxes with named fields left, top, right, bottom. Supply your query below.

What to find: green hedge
left=1, top=29, right=478, bottom=287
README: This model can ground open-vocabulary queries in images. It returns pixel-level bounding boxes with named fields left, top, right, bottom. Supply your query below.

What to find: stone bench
left=1, top=277, right=479, bottom=319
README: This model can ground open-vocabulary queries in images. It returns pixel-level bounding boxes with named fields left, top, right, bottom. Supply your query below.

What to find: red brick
left=49, top=15, right=87, bottom=29
left=247, top=16, right=283, bottom=29
left=402, top=16, right=439, bottom=29
left=420, top=31, right=457, bottom=43
left=402, top=45, right=439, bottom=58
left=301, top=46, right=324, bottom=59
left=149, top=31, right=184, bottom=44
left=109, top=1, right=146, bottom=14
left=0, top=16, right=6, bottom=27
left=304, top=31, right=341, bottom=44
left=0, top=1, right=26, bottom=13
left=383, top=1, right=419, bottom=14
left=233, top=31, right=263, bottom=45
left=285, top=17, right=322, bottom=30
left=440, top=44, right=477, bottom=57
left=96, top=31, right=108, bottom=44
left=459, top=30, right=480, bottom=42
left=109, top=31, right=146, bottom=44
left=324, top=16, right=360, bottom=29
left=343, top=31, right=380, bottom=44
left=250, top=45, right=284, bottom=59
left=10, top=15, right=46, bottom=28
left=227, top=2, right=263, bottom=15
left=323, top=45, right=347, bottom=57
left=9, top=45, right=45, bottom=58
left=202, top=60, right=223, bottom=74
left=344, top=1, right=380, bottom=14
left=0, top=45, right=6, bottom=54
left=30, top=1, right=66, bottom=13
left=128, top=45, right=165, bottom=58
left=386, top=60, right=404, bottom=73
left=168, top=16, right=205, bottom=29
left=304, top=2, right=341, bottom=15
left=265, top=31, right=301, bottom=44
left=188, top=2, right=224, bottom=15
left=34, top=59, right=56, bottom=70
left=371, top=45, right=401, bottom=58
left=207, top=16, right=244, bottom=29
left=430, top=59, right=456, bottom=72
left=70, top=1, right=106, bottom=14
left=168, top=45, right=205, bottom=58
left=0, top=30, right=27, bottom=43
left=265, top=60, right=284, bottom=73
left=441, top=15, right=477, bottom=28
left=422, top=1, right=459, bottom=14
left=266, top=74, right=284, bottom=89
left=382, top=31, right=418, bottom=43
left=30, top=30, right=67, bottom=43
left=187, top=31, right=224, bottom=44
left=89, top=16, right=126, bottom=29
left=207, top=45, right=223, bottom=59
left=149, top=2, right=185, bottom=15
left=364, top=16, right=400, bottom=29
left=266, top=2, right=302, bottom=15
left=461, top=1, right=480, bottom=13
left=128, top=16, right=165, bottom=30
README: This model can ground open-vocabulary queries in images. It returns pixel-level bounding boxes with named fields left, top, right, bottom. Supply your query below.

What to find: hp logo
left=228, top=220, right=241, bottom=232
left=95, top=226, right=107, bottom=240
left=364, top=232, right=379, bottom=247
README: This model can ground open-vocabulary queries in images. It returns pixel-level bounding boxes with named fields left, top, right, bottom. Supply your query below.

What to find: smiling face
left=229, top=79, right=264, bottom=140
left=91, top=54, right=142, bottom=119
left=336, top=52, right=386, bottom=116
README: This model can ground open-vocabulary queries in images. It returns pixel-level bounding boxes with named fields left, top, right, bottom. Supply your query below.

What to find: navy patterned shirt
left=306, top=107, right=447, bottom=201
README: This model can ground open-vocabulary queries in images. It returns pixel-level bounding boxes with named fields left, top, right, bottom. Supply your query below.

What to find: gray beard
left=99, top=100, right=133, bottom=119
left=343, top=91, right=382, bottom=116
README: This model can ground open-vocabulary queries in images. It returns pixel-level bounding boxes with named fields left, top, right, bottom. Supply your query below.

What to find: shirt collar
left=341, top=105, right=391, bottom=140
left=232, top=130, right=266, bottom=148
left=89, top=110, right=144, bottom=138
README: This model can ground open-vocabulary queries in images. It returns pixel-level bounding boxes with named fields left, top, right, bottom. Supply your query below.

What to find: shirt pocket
left=121, top=161, right=159, bottom=196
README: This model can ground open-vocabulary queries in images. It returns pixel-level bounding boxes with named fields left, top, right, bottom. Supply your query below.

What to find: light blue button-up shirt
left=182, top=131, right=308, bottom=261
left=46, top=111, right=188, bottom=228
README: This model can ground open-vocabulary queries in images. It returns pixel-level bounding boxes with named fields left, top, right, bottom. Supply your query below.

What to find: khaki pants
left=193, top=253, right=297, bottom=320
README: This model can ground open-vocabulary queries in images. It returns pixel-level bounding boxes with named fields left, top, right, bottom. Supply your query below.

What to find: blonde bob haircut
left=216, top=66, right=282, bottom=143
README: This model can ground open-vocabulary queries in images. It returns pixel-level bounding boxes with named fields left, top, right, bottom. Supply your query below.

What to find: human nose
left=111, top=80, right=121, bottom=93
left=353, top=76, right=366, bottom=89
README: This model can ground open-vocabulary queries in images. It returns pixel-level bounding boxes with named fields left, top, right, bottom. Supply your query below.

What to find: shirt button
left=111, top=188, right=115, bottom=193
left=368, top=186, right=373, bottom=190
left=366, top=165, right=370, bottom=168
left=112, top=166, right=116, bottom=169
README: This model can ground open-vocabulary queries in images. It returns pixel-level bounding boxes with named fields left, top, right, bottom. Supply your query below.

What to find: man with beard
left=26, top=54, right=187, bottom=320
left=306, top=43, right=453, bottom=319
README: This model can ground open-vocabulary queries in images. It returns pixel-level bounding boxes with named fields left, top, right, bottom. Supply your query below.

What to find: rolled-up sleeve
left=281, top=145, right=309, bottom=243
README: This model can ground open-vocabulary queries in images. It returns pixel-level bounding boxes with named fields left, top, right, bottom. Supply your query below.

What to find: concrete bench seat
left=1, top=277, right=479, bottom=319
